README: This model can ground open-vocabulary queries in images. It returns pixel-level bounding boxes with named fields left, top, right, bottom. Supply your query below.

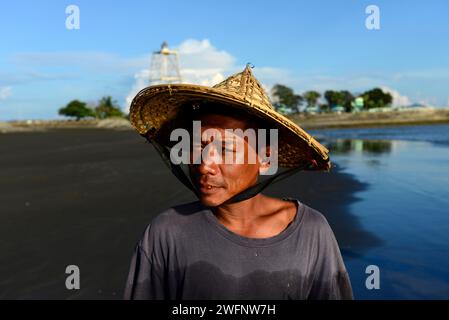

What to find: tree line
left=59, top=85, right=394, bottom=120
left=271, top=84, right=393, bottom=113
left=58, top=96, right=125, bottom=120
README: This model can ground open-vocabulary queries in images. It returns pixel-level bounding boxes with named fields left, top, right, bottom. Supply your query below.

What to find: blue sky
left=1, top=0, right=449, bottom=120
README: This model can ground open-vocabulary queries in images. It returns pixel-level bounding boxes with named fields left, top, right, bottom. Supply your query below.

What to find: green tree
left=95, top=96, right=124, bottom=119
left=324, top=90, right=342, bottom=108
left=272, top=84, right=304, bottom=112
left=319, top=103, right=330, bottom=113
left=361, top=88, right=393, bottom=110
left=303, top=91, right=321, bottom=108
left=340, top=90, right=355, bottom=112
left=58, top=100, right=94, bottom=120
left=324, top=90, right=355, bottom=112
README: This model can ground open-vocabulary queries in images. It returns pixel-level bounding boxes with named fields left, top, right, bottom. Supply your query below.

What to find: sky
left=1, top=0, right=449, bottom=120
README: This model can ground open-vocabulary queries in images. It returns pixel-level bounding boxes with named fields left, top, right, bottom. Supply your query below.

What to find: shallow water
left=310, top=124, right=449, bottom=299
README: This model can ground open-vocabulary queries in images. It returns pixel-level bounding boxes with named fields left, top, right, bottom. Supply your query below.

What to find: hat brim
left=130, top=84, right=331, bottom=171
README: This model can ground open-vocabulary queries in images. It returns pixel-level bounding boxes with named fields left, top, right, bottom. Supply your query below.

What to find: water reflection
left=326, top=139, right=392, bottom=155
left=314, top=133, right=449, bottom=299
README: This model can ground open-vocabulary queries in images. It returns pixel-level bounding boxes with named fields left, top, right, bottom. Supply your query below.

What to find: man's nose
left=198, top=160, right=218, bottom=175
left=198, top=145, right=219, bottom=175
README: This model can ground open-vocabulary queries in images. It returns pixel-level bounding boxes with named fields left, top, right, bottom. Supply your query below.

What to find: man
left=124, top=64, right=353, bottom=299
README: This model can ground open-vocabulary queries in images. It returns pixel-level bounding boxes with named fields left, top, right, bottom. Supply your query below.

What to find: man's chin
left=198, top=191, right=234, bottom=207
left=198, top=196, right=225, bottom=207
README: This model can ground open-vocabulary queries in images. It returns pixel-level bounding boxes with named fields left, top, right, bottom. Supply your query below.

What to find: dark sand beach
left=0, top=129, right=380, bottom=299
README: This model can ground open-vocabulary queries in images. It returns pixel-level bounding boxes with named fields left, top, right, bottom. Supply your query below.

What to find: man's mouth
left=198, top=183, right=221, bottom=195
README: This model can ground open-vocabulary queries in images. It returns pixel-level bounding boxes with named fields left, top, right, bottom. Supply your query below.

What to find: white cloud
left=0, top=86, right=12, bottom=100
left=178, top=39, right=235, bottom=75
left=380, top=86, right=411, bottom=106
left=125, top=69, right=150, bottom=110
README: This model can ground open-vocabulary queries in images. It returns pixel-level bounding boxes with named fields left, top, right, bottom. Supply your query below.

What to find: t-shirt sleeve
left=307, top=213, right=354, bottom=300
left=123, top=223, right=167, bottom=300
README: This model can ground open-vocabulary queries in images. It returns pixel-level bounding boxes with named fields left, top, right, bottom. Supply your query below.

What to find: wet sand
left=0, top=129, right=380, bottom=299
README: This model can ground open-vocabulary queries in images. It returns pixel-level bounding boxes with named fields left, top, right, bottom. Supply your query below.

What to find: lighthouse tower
left=149, top=41, right=182, bottom=84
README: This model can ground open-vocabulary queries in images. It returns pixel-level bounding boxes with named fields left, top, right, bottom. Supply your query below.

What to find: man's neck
left=213, top=194, right=269, bottom=225
left=210, top=194, right=298, bottom=238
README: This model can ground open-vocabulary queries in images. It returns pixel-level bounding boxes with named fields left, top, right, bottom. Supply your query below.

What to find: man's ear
left=258, top=145, right=271, bottom=174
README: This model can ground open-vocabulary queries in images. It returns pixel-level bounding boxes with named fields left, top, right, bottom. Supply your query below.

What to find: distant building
left=275, top=103, right=296, bottom=115
left=367, top=106, right=394, bottom=113
left=331, top=105, right=345, bottom=114
left=304, top=105, right=320, bottom=114
left=351, top=97, right=364, bottom=113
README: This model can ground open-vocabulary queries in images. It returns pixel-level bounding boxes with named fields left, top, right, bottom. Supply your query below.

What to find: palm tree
left=303, top=91, right=321, bottom=108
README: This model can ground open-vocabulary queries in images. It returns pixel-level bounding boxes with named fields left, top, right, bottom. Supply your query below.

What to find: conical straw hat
left=130, top=64, right=331, bottom=171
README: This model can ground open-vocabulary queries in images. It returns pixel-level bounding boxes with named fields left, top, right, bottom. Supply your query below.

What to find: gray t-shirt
left=124, top=199, right=353, bottom=300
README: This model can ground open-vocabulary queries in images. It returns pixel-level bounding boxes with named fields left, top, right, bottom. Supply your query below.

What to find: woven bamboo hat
left=129, top=64, right=331, bottom=171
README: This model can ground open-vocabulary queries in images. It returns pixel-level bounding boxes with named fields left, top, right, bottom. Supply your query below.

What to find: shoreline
left=291, top=107, right=449, bottom=130
left=299, top=118, right=449, bottom=130
left=2, top=108, right=449, bottom=133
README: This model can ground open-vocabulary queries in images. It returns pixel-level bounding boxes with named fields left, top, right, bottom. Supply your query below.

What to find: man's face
left=188, top=113, right=266, bottom=207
